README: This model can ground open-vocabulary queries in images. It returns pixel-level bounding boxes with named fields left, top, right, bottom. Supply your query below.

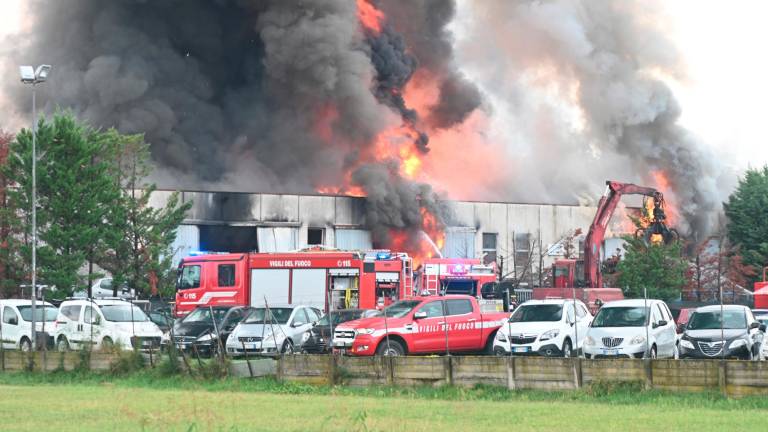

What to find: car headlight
left=196, top=333, right=214, bottom=342
left=630, top=335, right=646, bottom=345
left=356, top=328, right=375, bottom=336
left=302, top=332, right=311, bottom=343
left=539, top=329, right=560, bottom=341
left=729, top=339, right=747, bottom=349
left=584, top=336, right=596, bottom=346
left=496, top=331, right=507, bottom=342
left=679, top=339, right=694, bottom=350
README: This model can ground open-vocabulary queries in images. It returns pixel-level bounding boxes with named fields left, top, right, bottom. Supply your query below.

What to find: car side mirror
left=224, top=324, right=234, bottom=331
left=750, top=321, right=760, bottom=329
left=414, top=311, right=427, bottom=319
left=8, top=317, right=17, bottom=326
left=676, top=323, right=685, bottom=333
left=93, top=316, right=101, bottom=326
left=291, top=321, right=305, bottom=328
left=760, top=324, right=767, bottom=332
left=653, top=319, right=667, bottom=329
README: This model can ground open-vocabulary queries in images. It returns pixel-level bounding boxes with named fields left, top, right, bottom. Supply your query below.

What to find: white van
left=54, top=299, right=162, bottom=351
left=0, top=300, right=58, bottom=351
left=583, top=299, right=678, bottom=359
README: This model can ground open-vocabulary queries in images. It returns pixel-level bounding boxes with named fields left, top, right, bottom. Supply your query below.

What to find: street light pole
left=19, top=64, right=51, bottom=352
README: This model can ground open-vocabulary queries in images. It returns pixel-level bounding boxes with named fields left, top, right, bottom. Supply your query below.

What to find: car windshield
left=244, top=308, right=292, bottom=324
left=17, top=306, right=58, bottom=322
left=100, top=304, right=150, bottom=322
left=687, top=310, right=747, bottom=330
left=182, top=307, right=229, bottom=325
left=509, top=304, right=563, bottom=322
left=383, top=300, right=421, bottom=318
left=592, top=306, right=649, bottom=327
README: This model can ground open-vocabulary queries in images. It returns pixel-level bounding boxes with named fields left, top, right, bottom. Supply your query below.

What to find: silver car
left=225, top=305, right=321, bottom=356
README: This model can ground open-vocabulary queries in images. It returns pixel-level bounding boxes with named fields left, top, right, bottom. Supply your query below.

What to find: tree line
left=0, top=112, right=191, bottom=299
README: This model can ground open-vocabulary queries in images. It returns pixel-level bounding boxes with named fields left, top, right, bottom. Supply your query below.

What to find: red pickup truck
left=332, top=295, right=509, bottom=356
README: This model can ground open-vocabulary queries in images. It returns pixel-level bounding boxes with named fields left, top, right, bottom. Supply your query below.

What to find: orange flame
left=650, top=170, right=678, bottom=228
left=357, top=0, right=384, bottom=35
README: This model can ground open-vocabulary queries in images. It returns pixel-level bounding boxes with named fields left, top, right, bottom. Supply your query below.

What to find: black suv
left=166, top=306, right=252, bottom=357
left=679, top=305, right=765, bottom=360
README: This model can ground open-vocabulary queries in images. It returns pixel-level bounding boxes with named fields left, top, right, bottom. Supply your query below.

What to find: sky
left=0, top=0, right=766, bottom=171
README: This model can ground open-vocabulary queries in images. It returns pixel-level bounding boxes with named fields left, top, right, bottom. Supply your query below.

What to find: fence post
left=506, top=356, right=517, bottom=390
left=328, top=354, right=337, bottom=385
left=719, top=360, right=728, bottom=396
left=572, top=357, right=582, bottom=389
left=276, top=355, right=284, bottom=381
left=445, top=356, right=453, bottom=386
left=386, top=356, right=395, bottom=385
left=643, top=359, right=653, bottom=390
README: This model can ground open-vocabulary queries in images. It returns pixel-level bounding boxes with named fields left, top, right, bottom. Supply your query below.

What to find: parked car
left=166, top=306, right=252, bottom=357
left=333, top=295, right=509, bottom=356
left=583, top=299, right=677, bottom=359
left=301, top=309, right=380, bottom=354
left=148, top=310, right=174, bottom=333
left=54, top=299, right=163, bottom=351
left=0, top=300, right=58, bottom=351
left=226, top=305, right=321, bottom=356
left=72, top=277, right=136, bottom=299
left=671, top=307, right=697, bottom=333
left=492, top=299, right=592, bottom=357
left=679, top=305, right=765, bottom=360
left=758, top=313, right=768, bottom=360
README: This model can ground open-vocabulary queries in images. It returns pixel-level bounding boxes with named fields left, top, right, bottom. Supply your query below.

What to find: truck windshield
left=383, top=300, right=421, bottom=318
left=17, top=306, right=58, bottom=322
left=687, top=310, right=747, bottom=330
left=592, top=307, right=648, bottom=327
left=176, top=265, right=201, bottom=290
left=509, top=304, right=562, bottom=322
left=244, top=308, right=292, bottom=325
left=100, top=305, right=150, bottom=322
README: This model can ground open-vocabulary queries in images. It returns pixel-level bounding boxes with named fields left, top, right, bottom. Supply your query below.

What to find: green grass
left=1, top=371, right=767, bottom=431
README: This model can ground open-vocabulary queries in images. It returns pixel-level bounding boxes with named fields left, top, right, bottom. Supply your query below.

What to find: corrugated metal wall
left=171, top=225, right=199, bottom=266
left=334, top=229, right=372, bottom=250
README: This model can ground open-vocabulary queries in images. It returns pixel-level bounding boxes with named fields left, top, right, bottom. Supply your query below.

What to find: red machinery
left=174, top=250, right=413, bottom=317
left=540, top=180, right=677, bottom=309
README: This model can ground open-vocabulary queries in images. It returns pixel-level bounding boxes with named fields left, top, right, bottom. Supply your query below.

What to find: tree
left=99, top=134, right=191, bottom=298
left=5, top=113, right=122, bottom=297
left=724, top=166, right=768, bottom=281
left=616, top=234, right=687, bottom=301
left=0, top=129, right=24, bottom=297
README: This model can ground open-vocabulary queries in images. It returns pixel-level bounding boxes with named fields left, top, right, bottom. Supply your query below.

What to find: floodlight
left=35, top=64, right=52, bottom=82
left=19, top=65, right=35, bottom=83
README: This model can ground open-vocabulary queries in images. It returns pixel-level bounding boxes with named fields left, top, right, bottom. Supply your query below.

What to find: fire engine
left=174, top=250, right=413, bottom=317
left=415, top=258, right=496, bottom=296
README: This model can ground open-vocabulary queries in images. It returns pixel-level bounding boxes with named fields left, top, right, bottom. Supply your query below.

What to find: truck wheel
left=376, top=340, right=405, bottom=357
left=19, top=337, right=32, bottom=352
left=484, top=331, right=498, bottom=355
left=102, top=337, right=114, bottom=351
left=57, top=337, right=70, bottom=352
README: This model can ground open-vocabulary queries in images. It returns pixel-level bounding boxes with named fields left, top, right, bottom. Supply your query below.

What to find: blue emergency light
left=376, top=252, right=391, bottom=260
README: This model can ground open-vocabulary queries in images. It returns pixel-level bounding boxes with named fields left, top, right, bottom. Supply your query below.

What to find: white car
left=54, top=299, right=163, bottom=351
left=226, top=305, right=320, bottom=356
left=755, top=313, right=768, bottom=359
left=0, top=300, right=58, bottom=351
left=492, top=299, right=592, bottom=357
left=72, top=278, right=136, bottom=299
left=583, top=299, right=678, bottom=359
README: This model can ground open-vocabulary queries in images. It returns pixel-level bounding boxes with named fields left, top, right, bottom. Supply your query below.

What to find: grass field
left=1, top=372, right=767, bottom=431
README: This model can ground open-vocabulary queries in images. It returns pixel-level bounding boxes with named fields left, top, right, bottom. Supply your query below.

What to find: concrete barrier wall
left=278, top=355, right=768, bottom=397
left=0, top=350, right=120, bottom=372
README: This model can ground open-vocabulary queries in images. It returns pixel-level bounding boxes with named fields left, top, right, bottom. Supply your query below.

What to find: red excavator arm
left=583, top=181, right=661, bottom=289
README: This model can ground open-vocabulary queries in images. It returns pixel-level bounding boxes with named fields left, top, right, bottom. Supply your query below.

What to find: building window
left=514, top=232, right=532, bottom=281
left=482, top=233, right=498, bottom=264
left=307, top=228, right=324, bottom=246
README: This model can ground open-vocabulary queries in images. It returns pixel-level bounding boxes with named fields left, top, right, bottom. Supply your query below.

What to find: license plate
left=333, top=340, right=347, bottom=347
left=601, top=348, right=619, bottom=356
left=244, top=343, right=257, bottom=350
left=513, top=347, right=531, bottom=353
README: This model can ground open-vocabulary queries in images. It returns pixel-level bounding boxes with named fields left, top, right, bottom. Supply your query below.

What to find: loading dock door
left=291, top=269, right=326, bottom=308
left=250, top=269, right=290, bottom=306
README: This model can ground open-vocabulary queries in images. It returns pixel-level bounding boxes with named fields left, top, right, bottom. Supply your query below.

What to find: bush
left=587, top=380, right=645, bottom=397
left=109, top=348, right=145, bottom=376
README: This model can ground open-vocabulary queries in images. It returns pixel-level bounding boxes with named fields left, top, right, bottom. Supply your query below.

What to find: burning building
left=0, top=0, right=725, bottom=260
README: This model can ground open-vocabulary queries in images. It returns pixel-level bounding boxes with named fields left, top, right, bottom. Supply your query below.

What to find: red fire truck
left=415, top=258, right=497, bottom=297
left=174, top=250, right=413, bottom=317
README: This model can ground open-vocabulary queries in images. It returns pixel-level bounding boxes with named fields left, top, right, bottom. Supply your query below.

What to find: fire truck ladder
left=402, top=257, right=414, bottom=298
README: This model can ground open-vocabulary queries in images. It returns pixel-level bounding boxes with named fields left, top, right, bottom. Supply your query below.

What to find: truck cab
left=175, top=253, right=248, bottom=317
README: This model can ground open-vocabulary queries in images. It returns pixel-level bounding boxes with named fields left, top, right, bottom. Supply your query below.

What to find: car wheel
left=376, top=340, right=405, bottom=357
left=102, top=337, right=114, bottom=350
left=19, top=337, right=32, bottom=353
left=493, top=346, right=507, bottom=356
left=562, top=339, right=573, bottom=358
left=281, top=340, right=294, bottom=355
left=673, top=344, right=679, bottom=360
left=649, top=345, right=657, bottom=359
left=57, top=337, right=70, bottom=352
